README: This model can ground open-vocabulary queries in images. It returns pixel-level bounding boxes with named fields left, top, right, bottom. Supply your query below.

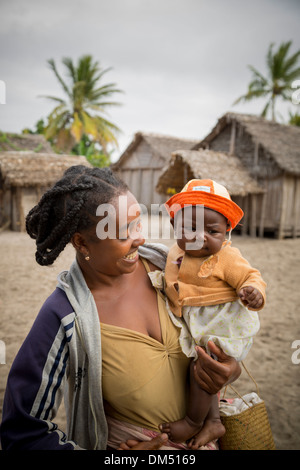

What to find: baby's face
left=173, top=206, right=228, bottom=257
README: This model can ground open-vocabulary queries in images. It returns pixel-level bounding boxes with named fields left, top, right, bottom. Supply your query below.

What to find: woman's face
left=78, top=191, right=145, bottom=276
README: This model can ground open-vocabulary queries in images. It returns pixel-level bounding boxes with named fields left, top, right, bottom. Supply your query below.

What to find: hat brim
left=165, top=191, right=244, bottom=230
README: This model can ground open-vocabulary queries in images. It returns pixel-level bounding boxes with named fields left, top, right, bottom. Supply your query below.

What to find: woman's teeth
left=123, top=250, right=138, bottom=260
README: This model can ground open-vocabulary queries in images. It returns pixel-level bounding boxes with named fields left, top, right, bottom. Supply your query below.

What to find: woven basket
left=219, top=401, right=276, bottom=450
left=219, top=362, right=276, bottom=451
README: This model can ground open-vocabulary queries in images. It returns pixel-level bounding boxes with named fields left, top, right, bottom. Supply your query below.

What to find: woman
left=0, top=166, right=240, bottom=450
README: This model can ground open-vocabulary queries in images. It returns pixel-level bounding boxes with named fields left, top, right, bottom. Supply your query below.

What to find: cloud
left=0, top=0, right=299, bottom=158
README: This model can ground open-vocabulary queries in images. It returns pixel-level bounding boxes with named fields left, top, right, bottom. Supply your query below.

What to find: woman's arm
left=0, top=290, right=78, bottom=450
left=118, top=434, right=169, bottom=450
left=193, top=341, right=241, bottom=394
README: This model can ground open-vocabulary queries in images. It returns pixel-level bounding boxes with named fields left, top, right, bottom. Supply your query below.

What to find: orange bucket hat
left=165, top=179, right=244, bottom=230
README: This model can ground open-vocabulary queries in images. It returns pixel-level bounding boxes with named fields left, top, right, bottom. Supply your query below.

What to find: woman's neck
left=76, top=256, right=135, bottom=292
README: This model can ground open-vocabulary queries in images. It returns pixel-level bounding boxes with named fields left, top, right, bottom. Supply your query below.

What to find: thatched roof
left=156, top=149, right=264, bottom=196
left=0, top=152, right=91, bottom=188
left=0, top=132, right=53, bottom=153
left=193, top=112, right=300, bottom=175
left=113, top=131, right=198, bottom=169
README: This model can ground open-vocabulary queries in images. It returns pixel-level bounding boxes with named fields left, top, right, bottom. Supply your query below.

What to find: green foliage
left=289, top=111, right=300, bottom=126
left=22, top=119, right=47, bottom=135
left=0, top=132, right=22, bottom=150
left=71, top=134, right=111, bottom=167
left=234, top=41, right=300, bottom=121
left=40, top=55, right=123, bottom=153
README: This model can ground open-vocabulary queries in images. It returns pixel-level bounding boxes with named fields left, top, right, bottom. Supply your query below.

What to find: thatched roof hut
left=0, top=151, right=91, bottom=231
left=193, top=112, right=300, bottom=176
left=114, top=132, right=198, bottom=169
left=156, top=149, right=264, bottom=197
left=191, top=112, right=300, bottom=238
left=0, top=132, right=53, bottom=153
left=156, top=149, right=264, bottom=235
left=0, top=152, right=89, bottom=188
left=113, top=132, right=198, bottom=208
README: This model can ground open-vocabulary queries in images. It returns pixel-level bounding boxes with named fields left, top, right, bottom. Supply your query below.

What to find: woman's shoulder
left=20, top=288, right=76, bottom=360
left=138, top=243, right=169, bottom=270
left=37, top=287, right=75, bottom=325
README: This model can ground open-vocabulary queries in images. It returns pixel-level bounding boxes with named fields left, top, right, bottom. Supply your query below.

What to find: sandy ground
left=0, top=223, right=300, bottom=450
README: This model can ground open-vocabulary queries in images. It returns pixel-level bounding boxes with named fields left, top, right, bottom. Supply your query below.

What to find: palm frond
left=261, top=98, right=272, bottom=118
left=266, top=42, right=275, bottom=75
left=44, top=109, right=70, bottom=139
left=38, top=95, right=66, bottom=104
left=271, top=41, right=292, bottom=79
left=234, top=40, right=300, bottom=121
left=248, top=65, right=268, bottom=86
left=47, top=59, right=72, bottom=99
left=281, top=49, right=300, bottom=75
left=283, top=66, right=300, bottom=83
left=70, top=112, right=83, bottom=142
left=62, top=57, right=77, bottom=83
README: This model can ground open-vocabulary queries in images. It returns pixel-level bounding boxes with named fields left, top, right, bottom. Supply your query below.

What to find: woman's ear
left=71, top=232, right=88, bottom=256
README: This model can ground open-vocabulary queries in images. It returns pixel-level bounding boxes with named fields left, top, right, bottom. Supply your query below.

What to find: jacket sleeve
left=219, top=246, right=266, bottom=310
left=0, top=288, right=79, bottom=450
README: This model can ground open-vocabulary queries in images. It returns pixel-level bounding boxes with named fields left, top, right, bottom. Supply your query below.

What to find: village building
left=0, top=132, right=53, bottom=153
left=0, top=151, right=90, bottom=232
left=156, top=148, right=264, bottom=237
left=112, top=132, right=198, bottom=210
left=157, top=113, right=300, bottom=238
left=193, top=112, right=300, bottom=238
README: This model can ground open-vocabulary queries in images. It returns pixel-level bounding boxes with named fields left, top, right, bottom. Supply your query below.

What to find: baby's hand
left=238, top=286, right=264, bottom=310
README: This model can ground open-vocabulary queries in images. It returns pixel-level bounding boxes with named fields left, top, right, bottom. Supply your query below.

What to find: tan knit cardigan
left=164, top=242, right=266, bottom=318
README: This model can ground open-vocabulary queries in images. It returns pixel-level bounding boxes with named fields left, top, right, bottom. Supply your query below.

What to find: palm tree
left=234, top=41, right=300, bottom=121
left=42, top=55, right=123, bottom=152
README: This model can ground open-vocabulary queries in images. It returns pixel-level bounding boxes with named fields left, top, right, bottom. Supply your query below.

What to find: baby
left=158, top=179, right=266, bottom=448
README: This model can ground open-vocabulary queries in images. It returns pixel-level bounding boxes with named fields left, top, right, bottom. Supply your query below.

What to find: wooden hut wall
left=11, top=187, right=23, bottom=231
left=232, top=193, right=268, bottom=237
left=252, top=165, right=300, bottom=238
left=279, top=174, right=300, bottom=238
left=204, top=125, right=232, bottom=153
left=118, top=167, right=166, bottom=209
left=0, top=188, right=11, bottom=229
left=206, top=122, right=280, bottom=179
left=116, top=139, right=166, bottom=209
left=10, top=186, right=46, bottom=232
left=256, top=177, right=282, bottom=235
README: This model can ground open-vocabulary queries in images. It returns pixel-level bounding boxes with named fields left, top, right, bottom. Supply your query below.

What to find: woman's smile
left=122, top=249, right=139, bottom=262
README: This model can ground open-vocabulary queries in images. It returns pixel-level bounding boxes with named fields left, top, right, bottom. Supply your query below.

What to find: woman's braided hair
left=26, top=165, right=128, bottom=266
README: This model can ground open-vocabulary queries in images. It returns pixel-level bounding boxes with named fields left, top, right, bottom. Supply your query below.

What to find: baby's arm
left=238, top=286, right=264, bottom=310
left=218, top=245, right=266, bottom=311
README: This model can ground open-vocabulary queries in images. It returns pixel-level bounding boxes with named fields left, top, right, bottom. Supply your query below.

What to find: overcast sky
left=1, top=0, right=300, bottom=161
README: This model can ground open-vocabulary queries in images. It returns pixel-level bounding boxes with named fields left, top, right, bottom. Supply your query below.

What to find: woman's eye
left=184, top=226, right=196, bottom=232
left=129, top=219, right=143, bottom=238
left=118, top=232, right=129, bottom=240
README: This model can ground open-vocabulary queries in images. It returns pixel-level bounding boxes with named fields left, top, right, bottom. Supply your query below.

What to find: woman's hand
left=118, top=433, right=168, bottom=450
left=193, top=341, right=241, bottom=394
